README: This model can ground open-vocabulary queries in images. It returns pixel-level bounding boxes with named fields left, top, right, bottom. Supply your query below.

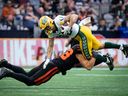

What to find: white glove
left=62, top=26, right=71, bottom=35
left=43, top=58, right=50, bottom=69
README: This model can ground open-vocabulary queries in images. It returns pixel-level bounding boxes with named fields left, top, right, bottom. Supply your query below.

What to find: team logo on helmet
left=42, top=17, right=48, bottom=25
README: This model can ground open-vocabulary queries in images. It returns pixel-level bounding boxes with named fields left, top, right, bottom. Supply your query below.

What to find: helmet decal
left=42, top=17, right=48, bottom=24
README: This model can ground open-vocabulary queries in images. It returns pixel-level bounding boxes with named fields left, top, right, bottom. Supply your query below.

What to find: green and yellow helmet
left=39, top=16, right=54, bottom=30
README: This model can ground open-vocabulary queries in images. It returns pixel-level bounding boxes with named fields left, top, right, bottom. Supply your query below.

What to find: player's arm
left=61, top=14, right=78, bottom=35
left=47, top=38, right=54, bottom=58
left=43, top=38, right=54, bottom=69
left=64, top=14, right=78, bottom=27
left=75, top=54, right=96, bottom=70
left=79, top=17, right=91, bottom=27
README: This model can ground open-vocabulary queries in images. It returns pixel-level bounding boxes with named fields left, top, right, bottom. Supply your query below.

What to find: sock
left=94, top=54, right=107, bottom=66
left=104, top=42, right=120, bottom=49
left=7, top=71, right=34, bottom=86
left=3, top=62, right=28, bottom=75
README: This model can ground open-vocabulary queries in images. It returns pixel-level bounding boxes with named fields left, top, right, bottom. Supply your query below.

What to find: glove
left=43, top=58, right=50, bottom=69
left=62, top=26, right=71, bottom=35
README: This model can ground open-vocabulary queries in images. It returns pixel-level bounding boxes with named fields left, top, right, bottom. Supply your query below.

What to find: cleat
left=104, top=53, right=114, bottom=71
left=0, top=68, right=9, bottom=80
left=0, top=59, right=8, bottom=68
left=122, top=44, right=128, bottom=58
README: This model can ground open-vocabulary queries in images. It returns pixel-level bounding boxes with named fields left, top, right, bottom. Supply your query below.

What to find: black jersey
left=52, top=46, right=80, bottom=72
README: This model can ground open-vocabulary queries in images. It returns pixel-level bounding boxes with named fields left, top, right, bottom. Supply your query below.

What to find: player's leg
left=103, top=42, right=128, bottom=57
left=0, top=59, right=44, bottom=77
left=71, top=33, right=114, bottom=70
left=0, top=62, right=60, bottom=86
left=32, top=62, right=60, bottom=85
left=93, top=51, right=114, bottom=71
left=0, top=68, right=35, bottom=86
left=75, top=26, right=93, bottom=60
left=27, top=62, right=44, bottom=76
left=90, top=34, right=114, bottom=70
left=91, top=35, right=128, bottom=57
left=0, top=59, right=28, bottom=75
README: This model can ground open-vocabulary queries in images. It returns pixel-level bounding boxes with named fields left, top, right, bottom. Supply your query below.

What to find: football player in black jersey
left=0, top=45, right=113, bottom=86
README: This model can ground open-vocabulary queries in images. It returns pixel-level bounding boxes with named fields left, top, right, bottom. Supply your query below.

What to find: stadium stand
left=0, top=0, right=127, bottom=38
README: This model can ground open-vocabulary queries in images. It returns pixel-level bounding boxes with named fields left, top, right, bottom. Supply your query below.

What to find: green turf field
left=0, top=68, right=128, bottom=96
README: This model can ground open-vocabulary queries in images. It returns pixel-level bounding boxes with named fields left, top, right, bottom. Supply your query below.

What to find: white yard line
left=75, top=74, right=128, bottom=77
left=71, top=68, right=128, bottom=71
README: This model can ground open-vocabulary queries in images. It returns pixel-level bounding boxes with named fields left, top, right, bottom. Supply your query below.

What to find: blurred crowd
left=0, top=0, right=128, bottom=38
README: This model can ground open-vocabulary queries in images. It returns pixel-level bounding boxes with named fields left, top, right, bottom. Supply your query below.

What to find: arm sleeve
left=54, top=15, right=66, bottom=26
left=79, top=17, right=91, bottom=26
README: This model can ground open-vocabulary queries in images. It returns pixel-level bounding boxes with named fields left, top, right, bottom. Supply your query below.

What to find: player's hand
left=43, top=58, right=50, bottom=69
left=62, top=26, right=71, bottom=35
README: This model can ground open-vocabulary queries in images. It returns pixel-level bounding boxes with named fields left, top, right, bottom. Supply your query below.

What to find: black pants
left=3, top=62, right=60, bottom=86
